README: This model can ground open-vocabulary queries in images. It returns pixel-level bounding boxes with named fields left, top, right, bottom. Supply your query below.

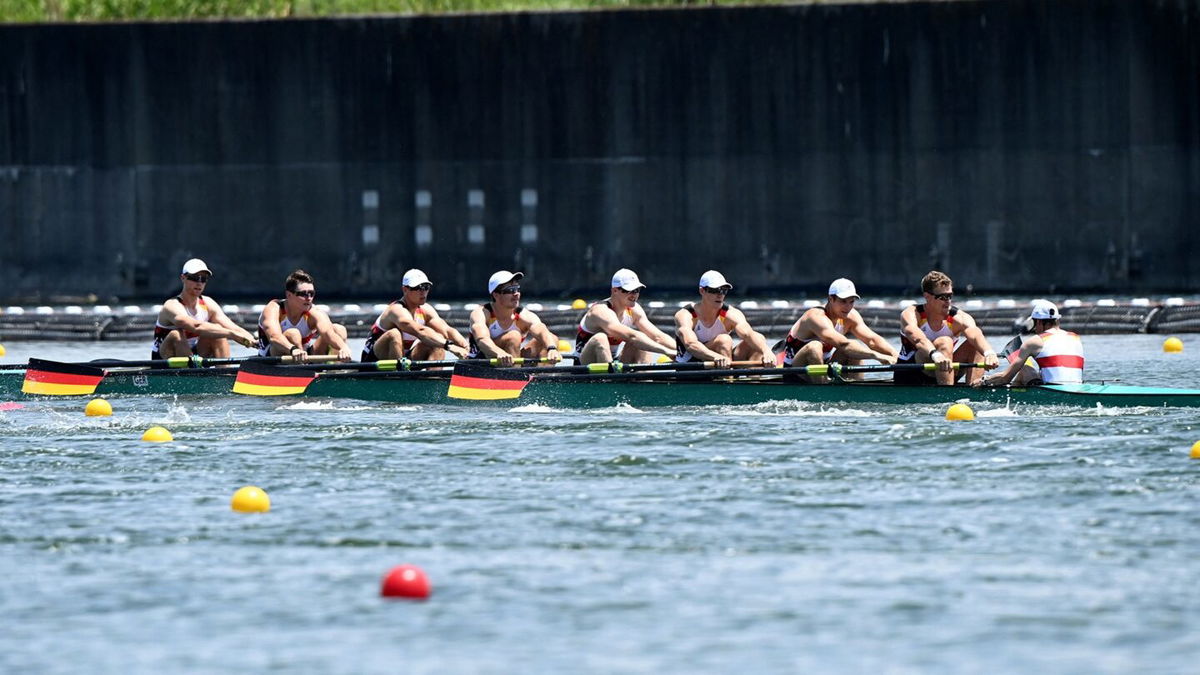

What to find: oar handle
left=801, top=361, right=987, bottom=376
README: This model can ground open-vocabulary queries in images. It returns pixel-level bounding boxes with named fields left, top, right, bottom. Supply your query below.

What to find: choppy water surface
left=2, top=336, right=1198, bottom=673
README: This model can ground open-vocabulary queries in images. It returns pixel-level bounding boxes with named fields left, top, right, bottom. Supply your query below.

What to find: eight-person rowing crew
left=152, top=259, right=1084, bottom=386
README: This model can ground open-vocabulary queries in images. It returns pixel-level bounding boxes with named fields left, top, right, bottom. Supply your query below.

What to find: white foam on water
left=733, top=400, right=877, bottom=417
left=509, top=403, right=563, bottom=413
left=977, top=407, right=1019, bottom=418
left=277, top=401, right=382, bottom=412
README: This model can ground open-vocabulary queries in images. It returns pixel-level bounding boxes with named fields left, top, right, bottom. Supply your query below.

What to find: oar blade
left=447, top=362, right=531, bottom=400
left=22, top=358, right=105, bottom=395
left=232, top=361, right=315, bottom=396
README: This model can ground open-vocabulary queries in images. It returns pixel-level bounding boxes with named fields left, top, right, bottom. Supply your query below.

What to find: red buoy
left=381, top=564, right=431, bottom=599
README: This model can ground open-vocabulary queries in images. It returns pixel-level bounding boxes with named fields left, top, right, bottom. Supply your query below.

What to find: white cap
left=488, top=270, right=525, bottom=294
left=181, top=258, right=212, bottom=276
left=611, top=268, right=647, bottom=291
left=698, top=270, right=732, bottom=290
left=1029, top=300, right=1060, bottom=320
left=402, top=269, right=431, bottom=287
left=828, top=278, right=860, bottom=299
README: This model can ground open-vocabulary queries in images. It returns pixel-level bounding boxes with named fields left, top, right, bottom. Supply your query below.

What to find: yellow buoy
left=85, top=398, right=113, bottom=417
left=141, top=426, right=173, bottom=442
left=945, top=403, right=975, bottom=421
left=1191, top=441, right=1200, bottom=459
left=1163, top=337, right=1184, bottom=353
left=557, top=339, right=573, bottom=354
left=0, top=343, right=6, bottom=357
left=231, top=486, right=271, bottom=513
left=657, top=354, right=670, bottom=363
left=571, top=298, right=587, bottom=310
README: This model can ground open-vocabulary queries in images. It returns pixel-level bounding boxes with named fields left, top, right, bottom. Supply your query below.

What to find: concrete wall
left=1, top=0, right=1197, bottom=302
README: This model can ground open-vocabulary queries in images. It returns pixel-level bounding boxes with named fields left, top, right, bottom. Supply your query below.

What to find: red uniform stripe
left=1037, top=355, right=1084, bottom=369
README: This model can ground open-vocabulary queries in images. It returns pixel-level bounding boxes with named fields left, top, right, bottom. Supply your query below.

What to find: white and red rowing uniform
left=256, top=299, right=318, bottom=356
left=575, top=301, right=636, bottom=356
left=676, top=303, right=735, bottom=363
left=466, top=303, right=526, bottom=358
left=151, top=296, right=210, bottom=359
left=1032, top=327, right=1084, bottom=383
left=361, top=300, right=427, bottom=361
left=779, top=311, right=847, bottom=365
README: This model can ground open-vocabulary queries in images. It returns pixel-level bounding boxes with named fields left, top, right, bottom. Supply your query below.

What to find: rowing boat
left=3, top=366, right=1199, bottom=408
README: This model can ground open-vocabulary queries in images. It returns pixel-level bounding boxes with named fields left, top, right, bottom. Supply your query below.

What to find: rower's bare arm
left=635, top=312, right=676, bottom=351
left=674, top=311, right=715, bottom=360
left=977, top=337, right=1041, bottom=387
left=728, top=308, right=767, bottom=347
left=520, top=311, right=562, bottom=361
left=425, top=314, right=470, bottom=357
left=311, top=308, right=353, bottom=360
left=848, top=313, right=899, bottom=362
left=957, top=313, right=999, bottom=369
left=899, top=308, right=935, bottom=356
left=259, top=304, right=291, bottom=354
left=468, top=310, right=510, bottom=361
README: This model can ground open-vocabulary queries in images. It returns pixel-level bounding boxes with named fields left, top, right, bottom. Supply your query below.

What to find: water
left=2, top=336, right=1198, bottom=673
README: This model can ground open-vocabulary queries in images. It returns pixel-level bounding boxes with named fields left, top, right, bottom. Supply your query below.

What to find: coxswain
left=975, top=300, right=1083, bottom=386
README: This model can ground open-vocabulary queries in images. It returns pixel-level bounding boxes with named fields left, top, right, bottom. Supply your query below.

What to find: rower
left=576, top=268, right=676, bottom=365
left=466, top=270, right=562, bottom=366
left=256, top=269, right=352, bottom=363
left=975, top=300, right=1083, bottom=387
left=779, top=277, right=897, bottom=383
left=673, top=270, right=774, bottom=368
left=362, top=269, right=469, bottom=362
left=151, top=258, right=256, bottom=360
left=896, top=270, right=1000, bottom=385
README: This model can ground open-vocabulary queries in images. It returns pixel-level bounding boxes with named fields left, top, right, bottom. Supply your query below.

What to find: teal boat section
left=4, top=367, right=1200, bottom=408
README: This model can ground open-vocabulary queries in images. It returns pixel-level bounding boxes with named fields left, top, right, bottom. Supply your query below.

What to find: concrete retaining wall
left=1, top=0, right=1197, bottom=302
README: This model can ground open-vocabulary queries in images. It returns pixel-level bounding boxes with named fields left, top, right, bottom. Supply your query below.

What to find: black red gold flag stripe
left=232, top=361, right=316, bottom=396
left=447, top=362, right=531, bottom=400
left=22, top=359, right=105, bottom=395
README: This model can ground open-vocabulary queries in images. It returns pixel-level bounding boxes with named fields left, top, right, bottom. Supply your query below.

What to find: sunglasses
left=703, top=287, right=731, bottom=295
left=185, top=273, right=210, bottom=283
left=407, top=283, right=432, bottom=292
left=290, top=289, right=316, bottom=298
left=929, top=292, right=953, bottom=302
left=617, top=287, right=642, bottom=295
left=496, top=285, right=520, bottom=295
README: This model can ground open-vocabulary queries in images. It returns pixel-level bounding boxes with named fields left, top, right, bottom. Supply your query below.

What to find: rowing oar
left=18, top=355, right=341, bottom=396
left=228, top=356, right=561, bottom=396
left=2, top=353, right=344, bottom=372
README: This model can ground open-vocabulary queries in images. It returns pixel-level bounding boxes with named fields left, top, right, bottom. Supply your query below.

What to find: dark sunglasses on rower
left=930, top=292, right=953, bottom=302
left=497, top=285, right=520, bottom=295
left=185, top=273, right=210, bottom=283
left=703, top=287, right=730, bottom=295
left=290, top=289, right=316, bottom=298
left=407, top=283, right=432, bottom=292
left=617, top=288, right=642, bottom=295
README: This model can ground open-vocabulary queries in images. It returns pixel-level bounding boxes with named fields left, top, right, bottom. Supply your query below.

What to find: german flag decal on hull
left=447, top=362, right=531, bottom=400
left=22, top=359, right=106, bottom=396
left=232, top=361, right=316, bottom=396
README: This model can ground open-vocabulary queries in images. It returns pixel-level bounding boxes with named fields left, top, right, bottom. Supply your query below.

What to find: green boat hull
left=4, top=368, right=1200, bottom=408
